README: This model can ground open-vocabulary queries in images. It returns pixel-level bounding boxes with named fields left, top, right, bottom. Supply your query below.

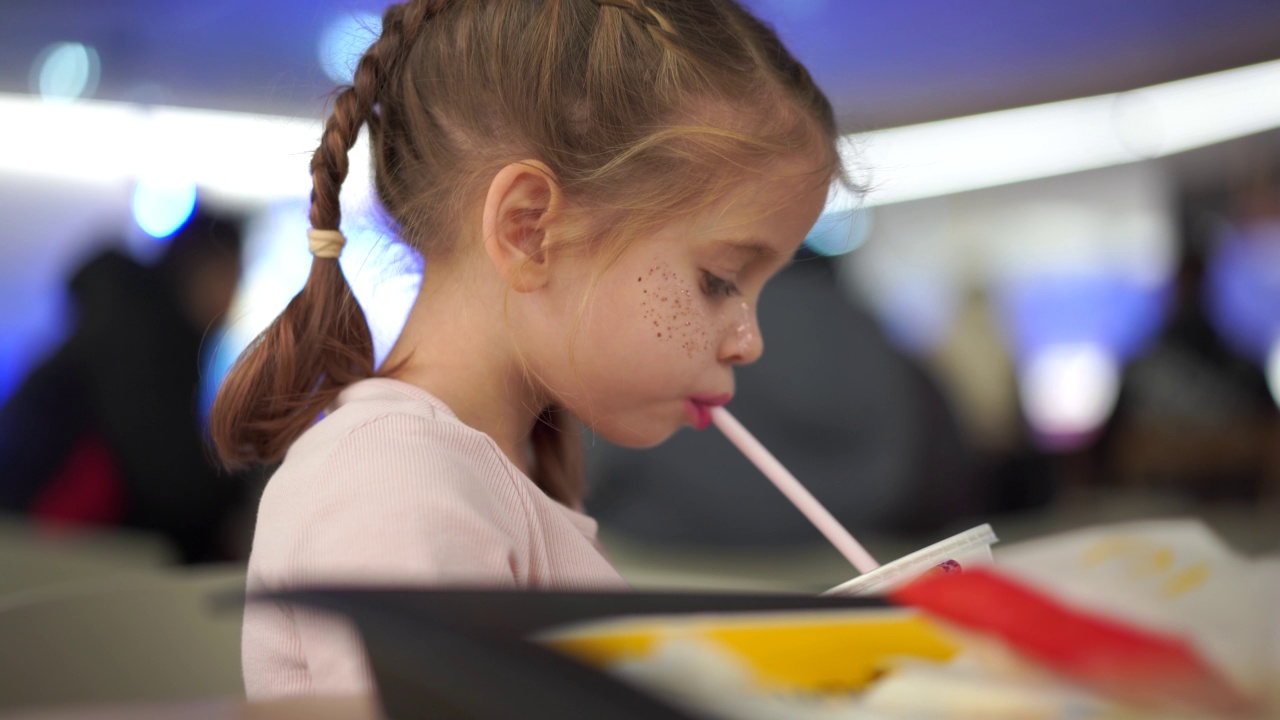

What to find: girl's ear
left=481, top=160, right=567, bottom=293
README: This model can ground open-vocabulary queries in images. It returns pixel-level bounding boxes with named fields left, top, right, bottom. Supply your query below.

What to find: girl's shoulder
left=268, top=377, right=527, bottom=507
left=247, top=378, right=536, bottom=589
left=328, top=376, right=459, bottom=428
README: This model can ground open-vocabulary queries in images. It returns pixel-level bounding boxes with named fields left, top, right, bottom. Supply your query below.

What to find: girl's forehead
left=603, top=153, right=831, bottom=260
left=695, top=170, right=830, bottom=230
left=719, top=153, right=832, bottom=205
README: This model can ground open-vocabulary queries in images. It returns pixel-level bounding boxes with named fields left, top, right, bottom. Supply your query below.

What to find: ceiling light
left=30, top=42, right=100, bottom=102
left=830, top=58, right=1280, bottom=210
left=0, top=58, right=1278, bottom=210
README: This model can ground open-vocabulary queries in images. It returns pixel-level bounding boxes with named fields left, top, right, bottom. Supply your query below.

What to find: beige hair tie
left=307, top=228, right=346, bottom=259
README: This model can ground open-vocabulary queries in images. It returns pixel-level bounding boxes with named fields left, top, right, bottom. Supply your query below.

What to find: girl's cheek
left=638, top=261, right=712, bottom=360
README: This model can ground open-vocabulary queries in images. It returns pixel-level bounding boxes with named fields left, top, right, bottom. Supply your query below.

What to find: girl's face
left=522, top=158, right=830, bottom=448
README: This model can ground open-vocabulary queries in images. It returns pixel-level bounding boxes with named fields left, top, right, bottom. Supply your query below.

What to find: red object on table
left=891, top=567, right=1256, bottom=716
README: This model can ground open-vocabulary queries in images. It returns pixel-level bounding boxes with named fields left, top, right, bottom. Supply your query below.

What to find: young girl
left=213, top=0, right=844, bottom=699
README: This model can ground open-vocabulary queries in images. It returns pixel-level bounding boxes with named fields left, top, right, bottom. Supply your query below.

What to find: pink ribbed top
left=241, top=378, right=628, bottom=699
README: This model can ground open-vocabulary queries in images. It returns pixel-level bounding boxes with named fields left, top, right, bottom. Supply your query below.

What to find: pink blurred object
left=709, top=406, right=880, bottom=574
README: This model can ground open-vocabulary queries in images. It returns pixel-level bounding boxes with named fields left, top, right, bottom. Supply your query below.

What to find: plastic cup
left=822, top=524, right=998, bottom=597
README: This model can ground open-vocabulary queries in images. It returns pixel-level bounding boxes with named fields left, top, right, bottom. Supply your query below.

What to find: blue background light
left=0, top=344, right=21, bottom=407
left=131, top=179, right=197, bottom=240
left=1204, top=224, right=1280, bottom=365
left=804, top=208, right=873, bottom=257
left=31, top=41, right=100, bottom=102
left=318, top=12, right=382, bottom=85
left=994, top=272, right=1171, bottom=364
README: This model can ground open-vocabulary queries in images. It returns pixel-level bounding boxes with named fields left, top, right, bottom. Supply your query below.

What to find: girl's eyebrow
left=718, top=238, right=780, bottom=259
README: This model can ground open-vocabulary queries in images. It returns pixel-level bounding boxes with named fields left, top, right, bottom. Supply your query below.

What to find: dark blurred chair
left=0, top=211, right=250, bottom=563
left=1100, top=247, right=1280, bottom=503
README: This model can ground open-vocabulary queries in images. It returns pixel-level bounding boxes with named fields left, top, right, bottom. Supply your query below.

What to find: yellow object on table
left=541, top=607, right=958, bottom=694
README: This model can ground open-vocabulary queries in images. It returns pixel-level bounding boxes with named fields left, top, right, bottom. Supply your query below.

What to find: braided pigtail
left=209, top=3, right=435, bottom=468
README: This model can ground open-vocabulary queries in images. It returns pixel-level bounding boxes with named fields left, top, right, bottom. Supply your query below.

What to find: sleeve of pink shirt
left=245, top=415, right=530, bottom=696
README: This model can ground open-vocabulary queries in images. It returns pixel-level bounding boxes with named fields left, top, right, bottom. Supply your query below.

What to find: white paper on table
left=992, top=519, right=1280, bottom=698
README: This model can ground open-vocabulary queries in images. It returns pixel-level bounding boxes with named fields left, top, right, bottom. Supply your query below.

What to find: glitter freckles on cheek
left=638, top=262, right=712, bottom=358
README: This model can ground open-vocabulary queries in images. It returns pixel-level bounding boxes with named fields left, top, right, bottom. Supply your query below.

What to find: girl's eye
left=701, top=271, right=741, bottom=298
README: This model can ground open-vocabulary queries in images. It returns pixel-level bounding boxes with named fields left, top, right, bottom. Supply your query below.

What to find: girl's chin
left=589, top=418, right=681, bottom=450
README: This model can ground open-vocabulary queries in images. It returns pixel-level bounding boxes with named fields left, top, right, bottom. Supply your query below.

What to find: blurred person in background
left=0, top=210, right=251, bottom=563
left=586, top=249, right=981, bottom=548
left=1099, top=178, right=1280, bottom=500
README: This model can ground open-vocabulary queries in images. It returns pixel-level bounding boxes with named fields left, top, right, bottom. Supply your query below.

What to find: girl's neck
left=382, top=258, right=543, bottom=477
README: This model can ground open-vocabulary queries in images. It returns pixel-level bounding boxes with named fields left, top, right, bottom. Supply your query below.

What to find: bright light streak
left=1, top=58, right=1279, bottom=209
left=830, top=58, right=1280, bottom=210
left=0, top=94, right=368, bottom=207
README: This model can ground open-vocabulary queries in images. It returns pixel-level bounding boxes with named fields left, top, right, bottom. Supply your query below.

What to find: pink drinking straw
left=709, top=406, right=880, bottom=574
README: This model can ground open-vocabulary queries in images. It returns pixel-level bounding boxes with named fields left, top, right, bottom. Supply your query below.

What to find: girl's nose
left=719, top=300, right=764, bottom=365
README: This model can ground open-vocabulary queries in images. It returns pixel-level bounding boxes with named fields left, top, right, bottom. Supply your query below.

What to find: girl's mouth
left=685, top=394, right=732, bottom=430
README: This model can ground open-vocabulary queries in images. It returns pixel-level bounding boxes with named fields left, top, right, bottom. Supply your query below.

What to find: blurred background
left=1, top=0, right=1279, bottom=709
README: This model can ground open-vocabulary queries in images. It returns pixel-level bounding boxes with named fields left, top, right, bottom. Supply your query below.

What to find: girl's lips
left=689, top=393, right=733, bottom=406
left=685, top=394, right=732, bottom=430
left=685, top=400, right=712, bottom=430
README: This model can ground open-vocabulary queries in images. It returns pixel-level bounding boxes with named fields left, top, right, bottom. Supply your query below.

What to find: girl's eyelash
left=701, top=270, right=741, bottom=298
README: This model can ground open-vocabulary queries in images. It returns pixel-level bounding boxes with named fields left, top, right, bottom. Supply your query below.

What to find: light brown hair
left=210, top=0, right=843, bottom=505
